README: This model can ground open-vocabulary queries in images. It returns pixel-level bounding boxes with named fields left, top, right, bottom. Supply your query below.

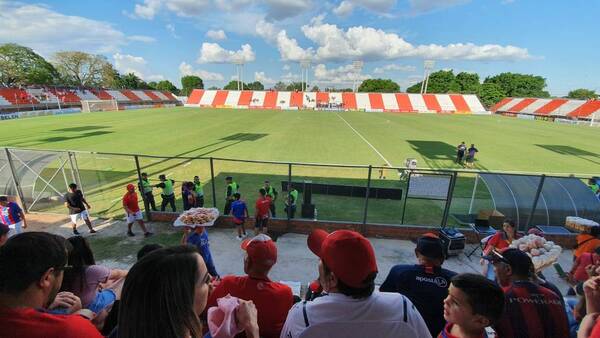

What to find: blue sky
left=1, top=0, right=598, bottom=96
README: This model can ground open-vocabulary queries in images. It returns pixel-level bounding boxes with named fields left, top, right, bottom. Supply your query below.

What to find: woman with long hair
left=61, top=236, right=127, bottom=313
left=481, top=219, right=520, bottom=280
left=116, top=245, right=259, bottom=338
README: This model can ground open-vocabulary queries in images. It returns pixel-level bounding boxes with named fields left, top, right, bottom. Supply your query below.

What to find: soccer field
left=0, top=107, right=598, bottom=225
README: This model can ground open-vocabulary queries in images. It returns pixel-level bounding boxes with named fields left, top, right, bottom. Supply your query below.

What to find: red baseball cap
left=241, top=234, right=277, bottom=266
left=126, top=184, right=135, bottom=190
left=307, top=229, right=378, bottom=288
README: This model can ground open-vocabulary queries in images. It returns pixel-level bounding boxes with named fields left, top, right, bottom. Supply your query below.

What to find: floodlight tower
left=300, top=59, right=311, bottom=91
left=420, top=60, right=435, bottom=94
left=233, top=57, right=245, bottom=90
left=352, top=60, right=363, bottom=92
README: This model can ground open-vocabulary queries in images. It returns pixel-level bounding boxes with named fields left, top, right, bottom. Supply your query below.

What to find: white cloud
left=301, top=20, right=531, bottom=62
left=281, top=72, right=300, bottom=81
left=146, top=74, right=166, bottom=81
left=127, top=35, right=156, bottom=43
left=408, top=0, right=469, bottom=15
left=215, top=0, right=254, bottom=11
left=197, top=43, right=256, bottom=63
left=0, top=3, right=128, bottom=55
left=264, top=0, right=312, bottom=20
left=255, top=19, right=279, bottom=43
left=166, top=24, right=180, bottom=38
left=179, top=62, right=224, bottom=81
left=313, top=63, right=371, bottom=84
left=333, top=1, right=354, bottom=16
left=134, top=0, right=162, bottom=19
left=256, top=20, right=314, bottom=62
left=206, top=29, right=227, bottom=40
left=254, top=71, right=276, bottom=84
left=282, top=64, right=291, bottom=71
left=334, top=0, right=396, bottom=16
left=113, top=53, right=164, bottom=81
left=373, top=64, right=416, bottom=74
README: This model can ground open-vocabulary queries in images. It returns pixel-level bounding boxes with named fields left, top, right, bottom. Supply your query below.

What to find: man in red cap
left=280, top=229, right=431, bottom=338
left=206, top=234, right=293, bottom=338
left=122, top=184, right=152, bottom=237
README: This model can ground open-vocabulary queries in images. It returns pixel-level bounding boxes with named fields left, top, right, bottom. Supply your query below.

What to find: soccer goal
left=81, top=99, right=119, bottom=112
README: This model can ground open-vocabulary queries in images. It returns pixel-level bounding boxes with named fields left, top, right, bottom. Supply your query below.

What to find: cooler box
left=439, top=228, right=466, bottom=256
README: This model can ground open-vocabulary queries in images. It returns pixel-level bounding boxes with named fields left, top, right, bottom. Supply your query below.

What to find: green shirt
left=592, top=184, right=599, bottom=194
left=194, top=181, right=204, bottom=196
left=265, top=186, right=277, bottom=200
left=141, top=178, right=152, bottom=193
left=161, top=179, right=174, bottom=196
left=226, top=182, right=239, bottom=200
left=289, top=189, right=298, bottom=205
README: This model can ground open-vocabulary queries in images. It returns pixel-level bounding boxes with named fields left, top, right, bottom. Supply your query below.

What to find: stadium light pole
left=352, top=60, right=363, bottom=92
left=233, top=58, right=245, bottom=91
left=421, top=60, right=435, bottom=94
left=300, top=59, right=311, bottom=91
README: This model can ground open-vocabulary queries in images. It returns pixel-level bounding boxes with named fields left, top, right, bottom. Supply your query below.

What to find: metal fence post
left=68, top=152, right=84, bottom=194
left=400, top=170, right=412, bottom=224
left=287, top=163, right=292, bottom=229
left=134, top=155, right=151, bottom=221
left=441, top=171, right=457, bottom=228
left=361, top=166, right=372, bottom=234
left=5, top=148, right=28, bottom=212
left=526, top=175, right=546, bottom=231
left=210, top=157, right=217, bottom=208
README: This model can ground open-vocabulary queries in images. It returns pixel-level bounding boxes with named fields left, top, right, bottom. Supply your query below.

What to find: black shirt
left=64, top=190, right=86, bottom=215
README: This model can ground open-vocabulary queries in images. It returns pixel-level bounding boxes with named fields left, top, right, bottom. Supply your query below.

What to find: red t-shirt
left=0, top=307, right=103, bottom=338
left=255, top=197, right=271, bottom=218
left=123, top=192, right=140, bottom=213
left=206, top=275, right=293, bottom=338
left=438, top=323, right=487, bottom=338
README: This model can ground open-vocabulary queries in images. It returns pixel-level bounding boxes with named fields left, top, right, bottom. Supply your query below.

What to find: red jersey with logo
left=122, top=192, right=140, bottom=213
left=206, top=275, right=293, bottom=338
left=0, top=307, right=103, bottom=338
left=438, top=323, right=488, bottom=338
left=255, top=196, right=271, bottom=218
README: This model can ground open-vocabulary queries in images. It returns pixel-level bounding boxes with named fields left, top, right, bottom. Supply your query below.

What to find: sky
left=0, top=0, right=599, bottom=96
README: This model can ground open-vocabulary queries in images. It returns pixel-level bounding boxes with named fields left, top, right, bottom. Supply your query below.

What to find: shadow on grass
left=53, top=126, right=111, bottom=133
left=536, top=144, right=600, bottom=165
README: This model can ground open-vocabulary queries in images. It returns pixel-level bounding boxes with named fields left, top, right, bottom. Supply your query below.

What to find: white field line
left=335, top=113, right=393, bottom=168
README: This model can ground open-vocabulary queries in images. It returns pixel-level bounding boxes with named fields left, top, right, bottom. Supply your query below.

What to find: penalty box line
left=335, top=113, right=393, bottom=168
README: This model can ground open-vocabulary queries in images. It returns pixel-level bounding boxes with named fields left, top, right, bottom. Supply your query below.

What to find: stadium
left=1, top=1, right=600, bottom=338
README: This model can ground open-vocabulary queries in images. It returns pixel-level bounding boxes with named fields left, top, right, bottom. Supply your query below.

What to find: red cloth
left=573, top=253, right=600, bottom=282
left=590, top=318, right=600, bottom=338
left=122, top=192, right=140, bottom=213
left=0, top=307, right=103, bottom=338
left=493, top=281, right=569, bottom=338
left=206, top=275, right=293, bottom=338
left=484, top=231, right=520, bottom=254
left=438, top=323, right=487, bottom=338
left=255, top=197, right=271, bottom=218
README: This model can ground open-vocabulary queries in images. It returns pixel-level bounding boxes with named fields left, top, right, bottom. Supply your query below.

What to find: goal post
left=81, top=99, right=118, bottom=112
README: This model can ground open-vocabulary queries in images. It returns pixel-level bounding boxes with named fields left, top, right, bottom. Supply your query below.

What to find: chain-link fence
left=1, top=147, right=598, bottom=231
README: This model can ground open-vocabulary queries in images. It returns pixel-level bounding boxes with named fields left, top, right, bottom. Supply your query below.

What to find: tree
left=223, top=80, right=239, bottom=90
left=483, top=72, right=550, bottom=98
left=273, top=81, right=287, bottom=91
left=455, top=72, right=480, bottom=93
left=406, top=82, right=421, bottom=93
left=52, top=51, right=115, bottom=87
left=245, top=81, right=264, bottom=90
left=0, top=43, right=58, bottom=86
left=147, top=81, right=158, bottom=89
left=357, top=79, right=400, bottom=93
left=567, top=88, right=598, bottom=100
left=478, top=83, right=506, bottom=108
left=116, top=73, right=147, bottom=89
left=286, top=82, right=307, bottom=91
left=310, top=85, right=320, bottom=92
left=155, top=80, right=179, bottom=94
left=100, top=62, right=120, bottom=88
left=181, top=75, right=203, bottom=96
left=208, top=86, right=220, bottom=90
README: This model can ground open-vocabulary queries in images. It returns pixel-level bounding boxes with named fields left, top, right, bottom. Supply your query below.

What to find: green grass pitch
left=0, top=107, right=598, bottom=226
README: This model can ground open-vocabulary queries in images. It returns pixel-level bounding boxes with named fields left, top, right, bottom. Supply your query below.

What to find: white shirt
left=280, top=291, right=432, bottom=338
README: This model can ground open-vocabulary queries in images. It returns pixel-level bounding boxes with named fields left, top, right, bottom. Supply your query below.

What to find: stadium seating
left=185, top=90, right=489, bottom=114
left=0, top=88, right=38, bottom=105
left=491, top=97, right=600, bottom=118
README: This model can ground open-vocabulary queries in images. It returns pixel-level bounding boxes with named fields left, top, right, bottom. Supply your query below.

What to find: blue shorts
left=88, top=289, right=117, bottom=314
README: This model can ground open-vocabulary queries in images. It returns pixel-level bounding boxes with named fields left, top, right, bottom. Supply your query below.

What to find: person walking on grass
left=224, top=176, right=239, bottom=215
left=193, top=176, right=205, bottom=207
left=64, top=183, right=96, bottom=235
left=122, top=184, right=152, bottom=238
left=456, top=142, right=467, bottom=165
left=465, top=144, right=478, bottom=169
left=231, top=193, right=249, bottom=240
left=263, top=180, right=278, bottom=217
left=254, top=188, right=271, bottom=235
left=155, top=174, right=176, bottom=212
left=0, top=195, right=27, bottom=236
left=139, top=172, right=157, bottom=211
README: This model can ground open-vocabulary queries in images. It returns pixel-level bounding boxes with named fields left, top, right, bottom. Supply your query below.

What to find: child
left=254, top=188, right=271, bottom=235
left=440, top=273, right=504, bottom=338
left=231, top=192, right=248, bottom=240
left=181, top=225, right=219, bottom=278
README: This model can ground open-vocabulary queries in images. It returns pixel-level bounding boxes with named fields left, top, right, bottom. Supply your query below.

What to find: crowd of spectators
left=4, top=220, right=600, bottom=338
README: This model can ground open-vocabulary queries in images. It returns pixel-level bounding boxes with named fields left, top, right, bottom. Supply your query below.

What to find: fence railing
left=0, top=147, right=597, bottom=231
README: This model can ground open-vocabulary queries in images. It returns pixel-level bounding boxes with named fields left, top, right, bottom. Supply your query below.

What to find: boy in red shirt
left=254, top=188, right=271, bottom=235
left=122, top=184, right=152, bottom=237
left=440, top=273, right=504, bottom=338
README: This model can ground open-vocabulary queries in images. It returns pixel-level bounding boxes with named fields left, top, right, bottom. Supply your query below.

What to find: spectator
left=255, top=188, right=271, bottom=235
left=193, top=175, right=205, bottom=207
left=280, top=229, right=431, bottom=338
left=440, top=273, right=505, bottom=338
left=155, top=174, right=176, bottom=212
left=60, top=236, right=127, bottom=314
left=284, top=184, right=299, bottom=219
left=139, top=172, right=157, bottom=211
left=231, top=192, right=249, bottom=240
left=263, top=180, right=278, bottom=217
left=225, top=176, right=240, bottom=215
left=116, top=245, right=259, bottom=338
left=488, top=248, right=569, bottom=338
left=571, top=247, right=600, bottom=284
left=0, top=232, right=103, bottom=338
left=64, top=183, right=96, bottom=235
left=207, top=234, right=292, bottom=338
left=577, top=275, right=600, bottom=337
left=0, top=195, right=27, bottom=235
left=181, top=226, right=219, bottom=278
left=589, top=179, right=599, bottom=195
left=481, top=219, right=519, bottom=280
left=0, top=224, right=9, bottom=247
left=123, top=184, right=152, bottom=238
left=182, top=181, right=197, bottom=211
left=136, top=243, right=164, bottom=260
left=575, top=227, right=600, bottom=260
left=380, top=233, right=457, bottom=336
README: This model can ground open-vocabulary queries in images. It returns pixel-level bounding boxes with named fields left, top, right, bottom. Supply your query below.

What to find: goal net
left=81, top=99, right=118, bottom=112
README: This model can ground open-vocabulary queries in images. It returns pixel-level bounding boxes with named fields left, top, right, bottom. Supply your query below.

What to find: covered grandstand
left=185, top=89, right=488, bottom=114
left=491, top=97, right=600, bottom=119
